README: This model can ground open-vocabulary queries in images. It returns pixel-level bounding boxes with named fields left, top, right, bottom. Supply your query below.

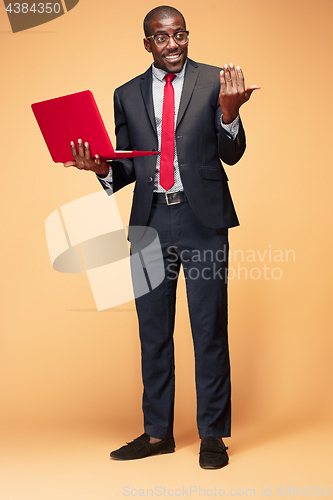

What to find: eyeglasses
left=146, top=31, right=189, bottom=47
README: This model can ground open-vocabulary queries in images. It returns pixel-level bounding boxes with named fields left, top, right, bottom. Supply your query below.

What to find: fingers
left=244, top=85, right=261, bottom=101
left=222, top=63, right=244, bottom=90
left=70, top=139, right=92, bottom=168
left=229, top=63, right=238, bottom=87
left=236, top=65, right=245, bottom=93
left=64, top=161, right=77, bottom=168
left=220, top=65, right=232, bottom=99
left=84, top=142, right=103, bottom=166
left=84, top=141, right=91, bottom=161
left=219, top=69, right=226, bottom=93
left=70, top=139, right=84, bottom=169
left=70, top=140, right=78, bottom=158
left=94, top=153, right=101, bottom=167
left=220, top=63, right=260, bottom=120
left=221, top=64, right=233, bottom=91
left=67, top=140, right=81, bottom=168
left=77, top=138, right=85, bottom=158
left=220, top=63, right=242, bottom=96
left=221, top=63, right=260, bottom=98
left=66, top=139, right=102, bottom=172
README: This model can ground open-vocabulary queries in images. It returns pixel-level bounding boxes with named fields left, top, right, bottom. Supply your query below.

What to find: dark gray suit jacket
left=100, top=58, right=246, bottom=232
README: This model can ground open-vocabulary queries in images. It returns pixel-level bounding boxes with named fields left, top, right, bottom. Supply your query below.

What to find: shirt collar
left=152, top=59, right=187, bottom=81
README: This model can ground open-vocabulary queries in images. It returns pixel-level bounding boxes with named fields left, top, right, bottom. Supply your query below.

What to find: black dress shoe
left=199, top=437, right=229, bottom=469
left=110, top=433, right=175, bottom=460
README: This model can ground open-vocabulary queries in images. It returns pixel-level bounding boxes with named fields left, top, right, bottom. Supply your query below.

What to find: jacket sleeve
left=98, top=89, right=136, bottom=195
left=215, top=95, right=246, bottom=166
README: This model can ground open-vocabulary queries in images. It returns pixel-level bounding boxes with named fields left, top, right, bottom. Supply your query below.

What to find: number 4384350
left=6, top=3, right=61, bottom=14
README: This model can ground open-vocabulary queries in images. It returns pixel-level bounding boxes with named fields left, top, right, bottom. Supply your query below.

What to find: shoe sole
left=110, top=449, right=175, bottom=460
left=199, top=459, right=229, bottom=470
left=199, top=463, right=229, bottom=469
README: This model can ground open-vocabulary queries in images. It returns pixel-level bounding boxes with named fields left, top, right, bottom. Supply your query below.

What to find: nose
left=166, top=34, right=178, bottom=49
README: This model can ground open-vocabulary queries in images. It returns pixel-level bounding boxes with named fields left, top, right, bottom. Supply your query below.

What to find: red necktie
left=160, top=73, right=176, bottom=190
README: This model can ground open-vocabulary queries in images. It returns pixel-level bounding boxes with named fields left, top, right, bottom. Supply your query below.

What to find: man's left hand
left=219, top=63, right=260, bottom=124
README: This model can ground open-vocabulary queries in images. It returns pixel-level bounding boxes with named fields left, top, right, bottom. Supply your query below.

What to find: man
left=65, top=6, right=259, bottom=469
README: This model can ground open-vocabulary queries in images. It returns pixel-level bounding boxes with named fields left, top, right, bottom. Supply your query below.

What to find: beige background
left=1, top=0, right=332, bottom=498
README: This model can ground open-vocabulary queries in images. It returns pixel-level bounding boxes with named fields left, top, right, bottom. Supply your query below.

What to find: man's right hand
left=63, top=138, right=110, bottom=177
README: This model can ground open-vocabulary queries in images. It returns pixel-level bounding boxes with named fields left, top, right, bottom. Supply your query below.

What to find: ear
left=144, top=38, right=152, bottom=53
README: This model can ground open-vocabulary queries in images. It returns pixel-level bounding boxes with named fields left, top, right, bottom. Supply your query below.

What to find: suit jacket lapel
left=140, top=68, right=157, bottom=134
left=176, top=58, right=199, bottom=128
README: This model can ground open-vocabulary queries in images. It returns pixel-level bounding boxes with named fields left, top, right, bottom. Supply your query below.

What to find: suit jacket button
left=148, top=177, right=154, bottom=183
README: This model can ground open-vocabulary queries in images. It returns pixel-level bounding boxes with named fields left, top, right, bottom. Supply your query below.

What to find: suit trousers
left=133, top=199, right=231, bottom=439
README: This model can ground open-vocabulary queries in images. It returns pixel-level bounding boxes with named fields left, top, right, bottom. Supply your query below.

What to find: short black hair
left=143, top=6, right=186, bottom=37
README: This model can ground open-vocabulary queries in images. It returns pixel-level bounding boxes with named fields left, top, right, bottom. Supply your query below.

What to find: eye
left=155, top=34, right=167, bottom=43
left=175, top=32, right=185, bottom=41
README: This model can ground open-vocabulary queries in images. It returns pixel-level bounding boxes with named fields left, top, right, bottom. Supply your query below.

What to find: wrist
left=222, top=112, right=238, bottom=124
left=96, top=162, right=110, bottom=178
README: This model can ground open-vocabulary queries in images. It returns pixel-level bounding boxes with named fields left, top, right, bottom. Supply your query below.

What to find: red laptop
left=31, top=90, right=159, bottom=163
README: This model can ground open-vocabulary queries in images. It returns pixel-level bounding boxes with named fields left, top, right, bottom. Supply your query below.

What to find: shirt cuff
left=96, top=164, right=112, bottom=188
left=97, top=164, right=113, bottom=182
left=220, top=114, right=240, bottom=140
